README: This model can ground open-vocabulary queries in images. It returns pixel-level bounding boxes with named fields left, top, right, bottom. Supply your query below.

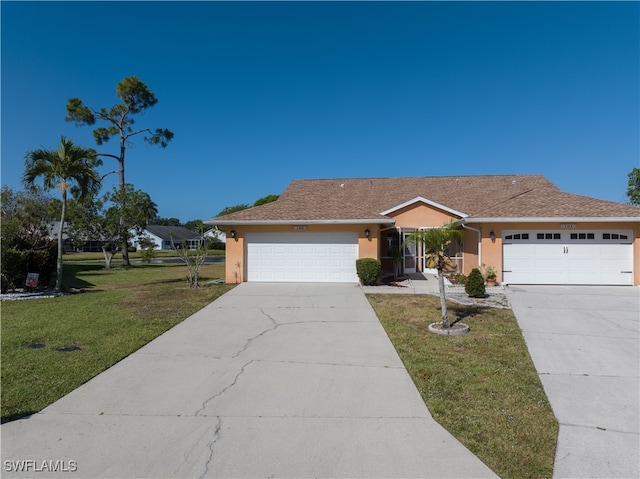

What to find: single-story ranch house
left=132, top=225, right=203, bottom=250
left=207, top=175, right=640, bottom=286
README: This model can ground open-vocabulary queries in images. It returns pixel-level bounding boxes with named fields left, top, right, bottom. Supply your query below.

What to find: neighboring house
left=203, top=227, right=227, bottom=244
left=207, top=175, right=640, bottom=286
left=132, top=225, right=203, bottom=250
left=47, top=221, right=107, bottom=252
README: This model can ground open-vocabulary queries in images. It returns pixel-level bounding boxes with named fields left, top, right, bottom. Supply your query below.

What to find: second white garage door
left=246, top=232, right=359, bottom=282
left=503, top=230, right=634, bottom=285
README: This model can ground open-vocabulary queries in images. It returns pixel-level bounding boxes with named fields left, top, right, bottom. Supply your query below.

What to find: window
left=570, top=233, right=595, bottom=240
left=603, top=233, right=629, bottom=240
left=505, top=233, right=529, bottom=240
left=535, top=232, right=561, bottom=240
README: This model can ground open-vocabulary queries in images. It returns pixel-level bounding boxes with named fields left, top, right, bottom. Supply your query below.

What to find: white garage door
left=503, top=230, right=633, bottom=285
left=246, top=232, right=359, bottom=282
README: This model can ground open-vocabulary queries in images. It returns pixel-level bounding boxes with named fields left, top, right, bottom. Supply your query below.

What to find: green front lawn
left=62, top=249, right=225, bottom=262
left=1, top=262, right=234, bottom=423
left=367, top=294, right=558, bottom=479
left=2, top=266, right=556, bottom=478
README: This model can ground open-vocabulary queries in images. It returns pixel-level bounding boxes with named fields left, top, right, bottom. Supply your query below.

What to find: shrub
left=465, top=267, right=486, bottom=298
left=1, top=244, right=56, bottom=292
left=138, top=237, right=157, bottom=263
left=356, top=258, right=381, bottom=286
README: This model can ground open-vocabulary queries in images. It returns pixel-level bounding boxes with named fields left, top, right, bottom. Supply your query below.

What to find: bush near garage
left=465, top=267, right=486, bottom=298
left=356, top=258, right=381, bottom=286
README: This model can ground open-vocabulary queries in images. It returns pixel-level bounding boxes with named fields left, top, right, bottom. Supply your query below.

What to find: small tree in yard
left=171, top=231, right=207, bottom=288
left=66, top=185, right=157, bottom=269
left=403, top=223, right=463, bottom=329
left=137, top=236, right=157, bottom=263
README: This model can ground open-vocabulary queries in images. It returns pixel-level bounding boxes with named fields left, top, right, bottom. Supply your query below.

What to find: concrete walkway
left=2, top=283, right=497, bottom=478
left=362, top=273, right=510, bottom=308
left=506, top=285, right=640, bottom=479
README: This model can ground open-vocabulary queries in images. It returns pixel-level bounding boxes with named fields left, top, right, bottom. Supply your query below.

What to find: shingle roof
left=209, top=175, right=640, bottom=224
left=144, top=225, right=200, bottom=241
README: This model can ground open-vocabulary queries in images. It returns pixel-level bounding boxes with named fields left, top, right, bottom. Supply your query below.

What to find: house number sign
left=292, top=226, right=307, bottom=231
left=560, top=224, right=577, bottom=229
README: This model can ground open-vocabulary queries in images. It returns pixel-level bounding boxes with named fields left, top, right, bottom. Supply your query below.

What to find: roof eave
left=462, top=216, right=640, bottom=224
left=205, top=218, right=396, bottom=226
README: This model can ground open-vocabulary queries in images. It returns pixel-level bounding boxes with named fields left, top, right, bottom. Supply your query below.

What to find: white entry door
left=246, top=232, right=358, bottom=282
left=503, top=230, right=633, bottom=285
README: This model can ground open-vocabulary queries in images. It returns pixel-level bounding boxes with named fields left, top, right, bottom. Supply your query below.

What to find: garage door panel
left=566, top=257, right=594, bottom=271
left=246, top=233, right=359, bottom=283
left=503, top=230, right=633, bottom=286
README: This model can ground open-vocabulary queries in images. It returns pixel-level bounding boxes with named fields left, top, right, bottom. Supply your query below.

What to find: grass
left=62, top=249, right=225, bottom=262
left=367, top=294, right=558, bottom=479
left=2, top=267, right=557, bottom=477
left=1, top=261, right=234, bottom=423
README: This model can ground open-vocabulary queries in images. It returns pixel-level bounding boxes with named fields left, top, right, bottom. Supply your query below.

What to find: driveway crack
left=195, top=360, right=254, bottom=416
left=198, top=416, right=222, bottom=479
left=231, top=307, right=279, bottom=359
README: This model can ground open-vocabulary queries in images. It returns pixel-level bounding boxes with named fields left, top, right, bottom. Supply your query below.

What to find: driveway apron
left=506, top=285, right=640, bottom=479
left=2, top=283, right=497, bottom=478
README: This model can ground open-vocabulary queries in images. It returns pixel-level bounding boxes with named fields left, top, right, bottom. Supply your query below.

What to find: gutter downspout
left=462, top=224, right=482, bottom=269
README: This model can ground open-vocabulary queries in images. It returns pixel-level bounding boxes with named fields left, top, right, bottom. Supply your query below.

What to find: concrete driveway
left=2, top=283, right=496, bottom=478
left=506, top=285, right=640, bottom=479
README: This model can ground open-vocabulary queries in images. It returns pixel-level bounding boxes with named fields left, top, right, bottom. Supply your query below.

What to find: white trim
left=463, top=217, right=640, bottom=224
left=380, top=196, right=468, bottom=218
left=206, top=218, right=395, bottom=226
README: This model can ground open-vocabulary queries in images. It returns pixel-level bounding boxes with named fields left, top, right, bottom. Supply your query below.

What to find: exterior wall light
left=365, top=229, right=370, bottom=239
left=489, top=231, right=496, bottom=242
left=230, top=230, right=236, bottom=239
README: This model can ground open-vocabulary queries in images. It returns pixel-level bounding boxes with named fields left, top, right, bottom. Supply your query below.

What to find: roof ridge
left=290, top=173, right=548, bottom=182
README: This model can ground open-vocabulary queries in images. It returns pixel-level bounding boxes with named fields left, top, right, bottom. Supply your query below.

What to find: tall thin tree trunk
left=118, top=145, right=130, bottom=266
left=55, top=189, right=67, bottom=291
left=437, top=270, right=449, bottom=328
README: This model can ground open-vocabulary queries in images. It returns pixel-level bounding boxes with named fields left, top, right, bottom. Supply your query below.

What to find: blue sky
left=2, top=1, right=639, bottom=223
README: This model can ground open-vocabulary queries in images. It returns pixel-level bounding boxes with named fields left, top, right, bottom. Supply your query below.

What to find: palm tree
left=403, top=223, right=463, bottom=328
left=23, top=137, right=101, bottom=291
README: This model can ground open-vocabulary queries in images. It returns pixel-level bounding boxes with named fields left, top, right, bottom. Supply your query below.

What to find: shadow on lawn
left=62, top=263, right=103, bottom=289
left=449, top=304, right=491, bottom=325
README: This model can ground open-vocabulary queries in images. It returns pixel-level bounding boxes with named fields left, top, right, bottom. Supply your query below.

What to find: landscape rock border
left=428, top=322, right=470, bottom=336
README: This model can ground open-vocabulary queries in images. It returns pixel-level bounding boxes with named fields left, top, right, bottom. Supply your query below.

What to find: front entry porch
left=379, top=227, right=464, bottom=280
